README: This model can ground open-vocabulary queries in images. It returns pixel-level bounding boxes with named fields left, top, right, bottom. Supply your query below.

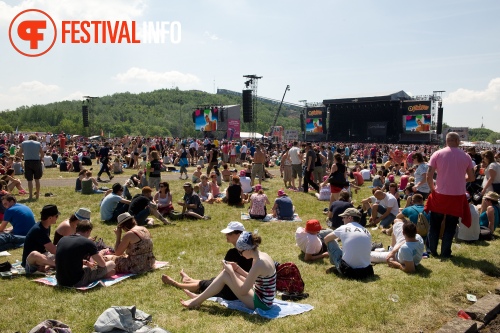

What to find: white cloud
left=114, top=67, right=201, bottom=86
left=204, top=31, right=220, bottom=41
left=445, top=78, right=500, bottom=104
left=0, top=80, right=60, bottom=110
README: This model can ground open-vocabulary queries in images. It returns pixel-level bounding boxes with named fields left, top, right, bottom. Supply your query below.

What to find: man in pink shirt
left=425, top=132, right=475, bottom=258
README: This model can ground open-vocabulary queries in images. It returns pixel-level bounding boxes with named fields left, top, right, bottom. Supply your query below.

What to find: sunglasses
left=159, top=185, right=165, bottom=188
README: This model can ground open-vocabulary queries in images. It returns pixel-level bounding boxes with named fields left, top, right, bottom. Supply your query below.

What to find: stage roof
left=323, top=90, right=412, bottom=105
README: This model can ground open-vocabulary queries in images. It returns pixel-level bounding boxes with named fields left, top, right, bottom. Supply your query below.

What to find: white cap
left=220, top=221, right=245, bottom=234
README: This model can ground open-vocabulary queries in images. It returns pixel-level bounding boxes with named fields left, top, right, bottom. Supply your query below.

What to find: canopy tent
left=239, top=132, right=264, bottom=139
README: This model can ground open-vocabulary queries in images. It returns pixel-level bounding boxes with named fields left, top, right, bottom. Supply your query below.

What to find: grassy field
left=1, top=166, right=499, bottom=333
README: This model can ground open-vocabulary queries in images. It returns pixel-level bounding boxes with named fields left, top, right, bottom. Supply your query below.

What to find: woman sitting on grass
left=225, top=175, right=245, bottom=206
left=154, top=181, right=174, bottom=217
left=105, top=212, right=156, bottom=274
left=248, top=184, right=270, bottom=219
left=1, top=169, right=27, bottom=195
left=180, top=231, right=276, bottom=310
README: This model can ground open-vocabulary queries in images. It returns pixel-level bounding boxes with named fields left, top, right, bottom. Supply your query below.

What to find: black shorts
left=24, top=160, right=43, bottom=181
left=199, top=278, right=238, bottom=300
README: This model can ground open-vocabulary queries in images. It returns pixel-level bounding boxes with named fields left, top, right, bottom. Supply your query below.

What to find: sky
left=1, top=0, right=499, bottom=131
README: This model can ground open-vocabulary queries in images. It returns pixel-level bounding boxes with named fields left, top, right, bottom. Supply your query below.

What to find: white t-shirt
left=377, top=193, right=400, bottom=216
left=295, top=227, right=322, bottom=255
left=289, top=146, right=302, bottom=165
left=240, top=145, right=247, bottom=154
left=239, top=176, right=252, bottom=193
left=360, top=169, right=371, bottom=180
left=457, top=203, right=480, bottom=241
left=333, top=222, right=372, bottom=268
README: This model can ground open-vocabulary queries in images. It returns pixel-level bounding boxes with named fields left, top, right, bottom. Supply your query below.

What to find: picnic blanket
left=241, top=212, right=302, bottom=222
left=207, top=297, right=313, bottom=319
left=33, top=261, right=169, bottom=290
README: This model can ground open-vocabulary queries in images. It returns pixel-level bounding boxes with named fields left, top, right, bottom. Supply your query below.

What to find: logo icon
left=9, top=9, right=57, bottom=57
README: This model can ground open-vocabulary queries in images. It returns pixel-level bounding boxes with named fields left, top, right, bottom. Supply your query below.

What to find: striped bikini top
left=254, top=271, right=277, bottom=307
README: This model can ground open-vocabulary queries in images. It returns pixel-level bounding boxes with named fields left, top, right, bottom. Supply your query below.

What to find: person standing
left=425, top=132, right=475, bottom=258
left=289, top=141, right=302, bottom=190
left=17, top=134, right=43, bottom=200
left=303, top=143, right=319, bottom=193
left=251, top=144, right=266, bottom=187
left=97, top=142, right=114, bottom=182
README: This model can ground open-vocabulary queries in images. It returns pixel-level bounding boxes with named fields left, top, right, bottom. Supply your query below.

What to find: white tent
left=239, top=132, right=264, bottom=139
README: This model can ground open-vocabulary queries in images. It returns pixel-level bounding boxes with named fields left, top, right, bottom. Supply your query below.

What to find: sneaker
left=371, top=242, right=383, bottom=251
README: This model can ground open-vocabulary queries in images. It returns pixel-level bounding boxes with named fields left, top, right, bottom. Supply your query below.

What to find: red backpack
left=275, top=262, right=305, bottom=294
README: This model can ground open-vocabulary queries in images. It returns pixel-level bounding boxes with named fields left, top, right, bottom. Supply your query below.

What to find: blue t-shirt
left=401, top=205, right=425, bottom=224
left=4, top=203, right=36, bottom=236
left=275, top=196, right=294, bottom=219
left=21, top=140, right=41, bottom=160
left=22, top=222, right=51, bottom=267
left=100, top=194, right=123, bottom=221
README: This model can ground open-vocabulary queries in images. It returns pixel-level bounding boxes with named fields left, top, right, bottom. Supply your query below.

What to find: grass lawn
left=1, top=166, right=499, bottom=333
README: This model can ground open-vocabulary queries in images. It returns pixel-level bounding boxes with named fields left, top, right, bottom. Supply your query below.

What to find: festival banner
left=227, top=119, right=240, bottom=140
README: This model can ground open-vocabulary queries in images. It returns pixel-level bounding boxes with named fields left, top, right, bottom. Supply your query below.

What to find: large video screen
left=306, top=118, right=323, bottom=133
left=194, top=108, right=218, bottom=132
left=403, top=114, right=431, bottom=133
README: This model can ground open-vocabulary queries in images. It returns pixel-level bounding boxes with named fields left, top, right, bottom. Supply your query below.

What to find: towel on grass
left=207, top=297, right=313, bottom=319
left=33, top=261, right=169, bottom=290
left=241, top=212, right=302, bottom=222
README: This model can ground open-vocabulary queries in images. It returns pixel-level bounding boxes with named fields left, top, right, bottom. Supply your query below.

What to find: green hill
left=0, top=88, right=302, bottom=138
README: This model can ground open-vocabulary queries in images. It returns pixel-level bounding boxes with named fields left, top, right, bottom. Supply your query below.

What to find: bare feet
left=180, top=298, right=199, bottom=309
left=161, top=274, right=177, bottom=287
left=180, top=269, right=192, bottom=283
left=182, top=288, right=198, bottom=299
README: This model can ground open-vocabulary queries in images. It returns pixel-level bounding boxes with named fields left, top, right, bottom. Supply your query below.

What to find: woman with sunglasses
left=153, top=181, right=173, bottom=217
left=180, top=231, right=276, bottom=310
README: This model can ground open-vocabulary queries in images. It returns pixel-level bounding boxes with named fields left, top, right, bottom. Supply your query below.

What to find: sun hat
left=239, top=170, right=246, bottom=177
left=117, top=212, right=134, bottom=227
left=75, top=208, right=91, bottom=221
left=484, top=191, right=499, bottom=202
left=254, top=184, right=262, bottom=191
left=220, top=221, right=245, bottom=234
left=338, top=208, right=361, bottom=218
left=277, top=189, right=286, bottom=197
left=305, top=219, right=322, bottom=233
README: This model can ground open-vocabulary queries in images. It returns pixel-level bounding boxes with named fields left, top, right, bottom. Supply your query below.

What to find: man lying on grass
left=370, top=220, right=424, bottom=273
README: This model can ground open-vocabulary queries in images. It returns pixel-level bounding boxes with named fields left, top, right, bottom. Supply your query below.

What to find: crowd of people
left=0, top=130, right=499, bottom=309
